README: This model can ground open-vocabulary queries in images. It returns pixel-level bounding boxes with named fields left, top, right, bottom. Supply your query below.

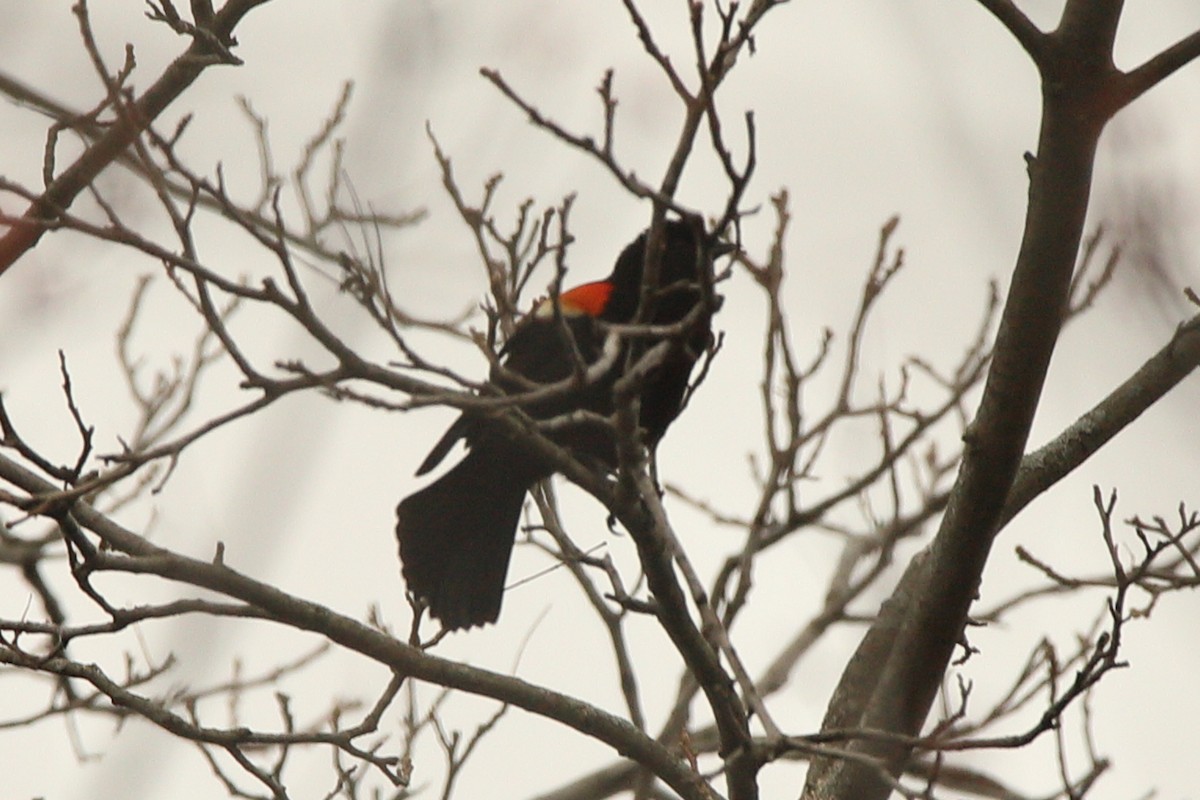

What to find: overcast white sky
left=3, top=2, right=1200, bottom=798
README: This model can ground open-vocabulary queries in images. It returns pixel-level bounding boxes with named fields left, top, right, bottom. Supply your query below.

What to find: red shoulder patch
left=557, top=280, right=614, bottom=317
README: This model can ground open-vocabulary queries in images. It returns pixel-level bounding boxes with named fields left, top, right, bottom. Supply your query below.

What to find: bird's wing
left=414, top=415, right=470, bottom=476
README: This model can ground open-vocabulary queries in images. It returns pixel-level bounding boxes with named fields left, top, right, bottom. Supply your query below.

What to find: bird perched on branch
left=396, top=218, right=730, bottom=630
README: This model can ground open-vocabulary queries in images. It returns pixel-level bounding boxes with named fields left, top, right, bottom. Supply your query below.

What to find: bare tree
left=2, top=2, right=1199, bottom=800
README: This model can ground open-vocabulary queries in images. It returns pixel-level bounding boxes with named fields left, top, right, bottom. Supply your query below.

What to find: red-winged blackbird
left=396, top=219, right=728, bottom=630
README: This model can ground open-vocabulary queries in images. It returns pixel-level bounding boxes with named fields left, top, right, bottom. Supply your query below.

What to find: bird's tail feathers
left=396, top=445, right=536, bottom=630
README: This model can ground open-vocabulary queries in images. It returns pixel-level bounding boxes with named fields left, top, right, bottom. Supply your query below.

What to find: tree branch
left=1001, top=312, right=1200, bottom=526
left=803, top=4, right=1138, bottom=796
left=0, top=0, right=268, bottom=277
left=1114, top=26, right=1200, bottom=111
left=973, top=0, right=1046, bottom=63
left=0, top=452, right=718, bottom=800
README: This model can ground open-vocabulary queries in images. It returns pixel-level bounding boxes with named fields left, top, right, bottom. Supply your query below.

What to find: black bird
left=396, top=219, right=727, bottom=630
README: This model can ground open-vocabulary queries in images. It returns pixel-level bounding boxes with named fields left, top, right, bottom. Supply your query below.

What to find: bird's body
left=396, top=220, right=724, bottom=630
